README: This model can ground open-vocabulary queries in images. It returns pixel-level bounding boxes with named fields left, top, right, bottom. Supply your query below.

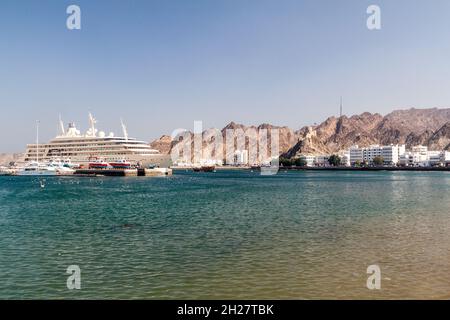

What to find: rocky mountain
left=427, top=122, right=450, bottom=151
left=218, top=122, right=297, bottom=156
left=148, top=108, right=450, bottom=160
left=153, top=122, right=297, bottom=162
left=285, top=108, right=450, bottom=158
left=149, top=135, right=173, bottom=154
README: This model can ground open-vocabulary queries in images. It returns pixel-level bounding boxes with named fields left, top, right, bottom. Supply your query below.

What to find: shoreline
left=172, top=166, right=450, bottom=172
left=279, top=166, right=450, bottom=172
left=171, top=166, right=251, bottom=171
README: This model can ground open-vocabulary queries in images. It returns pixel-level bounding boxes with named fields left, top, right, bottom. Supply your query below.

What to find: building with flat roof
left=299, top=155, right=316, bottom=167
left=349, top=144, right=405, bottom=166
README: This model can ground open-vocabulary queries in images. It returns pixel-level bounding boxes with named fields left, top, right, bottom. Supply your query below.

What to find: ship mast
left=121, top=118, right=129, bottom=142
left=36, top=120, right=40, bottom=165
left=59, top=114, right=65, bottom=136
left=88, top=113, right=97, bottom=137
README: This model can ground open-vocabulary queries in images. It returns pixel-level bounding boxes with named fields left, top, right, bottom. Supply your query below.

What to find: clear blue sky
left=1, top=0, right=450, bottom=152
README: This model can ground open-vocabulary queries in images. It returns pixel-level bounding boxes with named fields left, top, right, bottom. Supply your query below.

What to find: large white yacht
left=22, top=114, right=170, bottom=167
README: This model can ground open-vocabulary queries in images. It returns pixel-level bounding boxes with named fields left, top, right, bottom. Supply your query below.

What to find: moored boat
left=16, top=161, right=58, bottom=176
left=109, top=159, right=132, bottom=169
left=88, top=158, right=110, bottom=169
left=47, top=158, right=75, bottom=175
left=0, top=166, right=13, bottom=176
left=56, top=167, right=75, bottom=175
left=193, top=166, right=215, bottom=172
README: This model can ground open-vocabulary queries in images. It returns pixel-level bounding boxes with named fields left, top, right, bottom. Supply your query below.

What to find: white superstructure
left=22, top=114, right=170, bottom=167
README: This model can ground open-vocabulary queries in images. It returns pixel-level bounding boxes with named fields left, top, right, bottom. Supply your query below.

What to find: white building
left=338, top=151, right=350, bottom=167
left=349, top=144, right=405, bottom=165
left=406, top=145, right=429, bottom=166
left=349, top=145, right=363, bottom=165
left=299, top=155, right=315, bottom=167
left=398, top=147, right=449, bottom=167
left=362, top=145, right=382, bottom=164
left=382, top=145, right=405, bottom=165
left=400, top=146, right=426, bottom=166
left=412, top=145, right=428, bottom=154
left=300, top=153, right=348, bottom=167
left=442, top=151, right=450, bottom=166
left=314, top=155, right=329, bottom=166
left=428, top=151, right=442, bottom=166
left=232, top=150, right=249, bottom=165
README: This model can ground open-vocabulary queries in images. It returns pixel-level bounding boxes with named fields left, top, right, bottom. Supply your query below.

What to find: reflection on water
left=1, top=171, right=450, bottom=299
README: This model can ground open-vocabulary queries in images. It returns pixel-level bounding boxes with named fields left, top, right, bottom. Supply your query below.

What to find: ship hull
left=16, top=170, right=57, bottom=176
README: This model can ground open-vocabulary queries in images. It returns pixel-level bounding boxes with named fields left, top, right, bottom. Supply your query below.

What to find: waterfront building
left=398, top=147, right=447, bottom=167
left=403, top=145, right=429, bottom=166
left=232, top=150, right=249, bottom=165
left=349, top=145, right=363, bottom=165
left=428, top=151, right=442, bottom=166
left=339, top=151, right=351, bottom=166
left=349, top=144, right=405, bottom=165
left=300, top=152, right=349, bottom=167
left=408, top=145, right=428, bottom=166
left=299, top=155, right=316, bottom=167
left=382, top=145, right=405, bottom=165
left=314, top=155, right=329, bottom=167
left=362, top=145, right=383, bottom=164
left=412, top=145, right=428, bottom=154
left=399, top=153, right=412, bottom=166
left=442, top=151, right=450, bottom=166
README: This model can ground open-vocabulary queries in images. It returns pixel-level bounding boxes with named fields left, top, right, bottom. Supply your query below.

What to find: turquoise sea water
left=1, top=170, right=450, bottom=299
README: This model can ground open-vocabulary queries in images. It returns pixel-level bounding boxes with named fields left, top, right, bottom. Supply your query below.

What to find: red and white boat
left=109, top=159, right=132, bottom=169
left=88, top=157, right=110, bottom=169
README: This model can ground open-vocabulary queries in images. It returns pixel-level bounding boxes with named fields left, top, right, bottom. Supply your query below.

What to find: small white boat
left=56, top=166, right=75, bottom=175
left=47, top=159, right=75, bottom=175
left=0, top=166, right=13, bottom=176
left=16, top=161, right=58, bottom=176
